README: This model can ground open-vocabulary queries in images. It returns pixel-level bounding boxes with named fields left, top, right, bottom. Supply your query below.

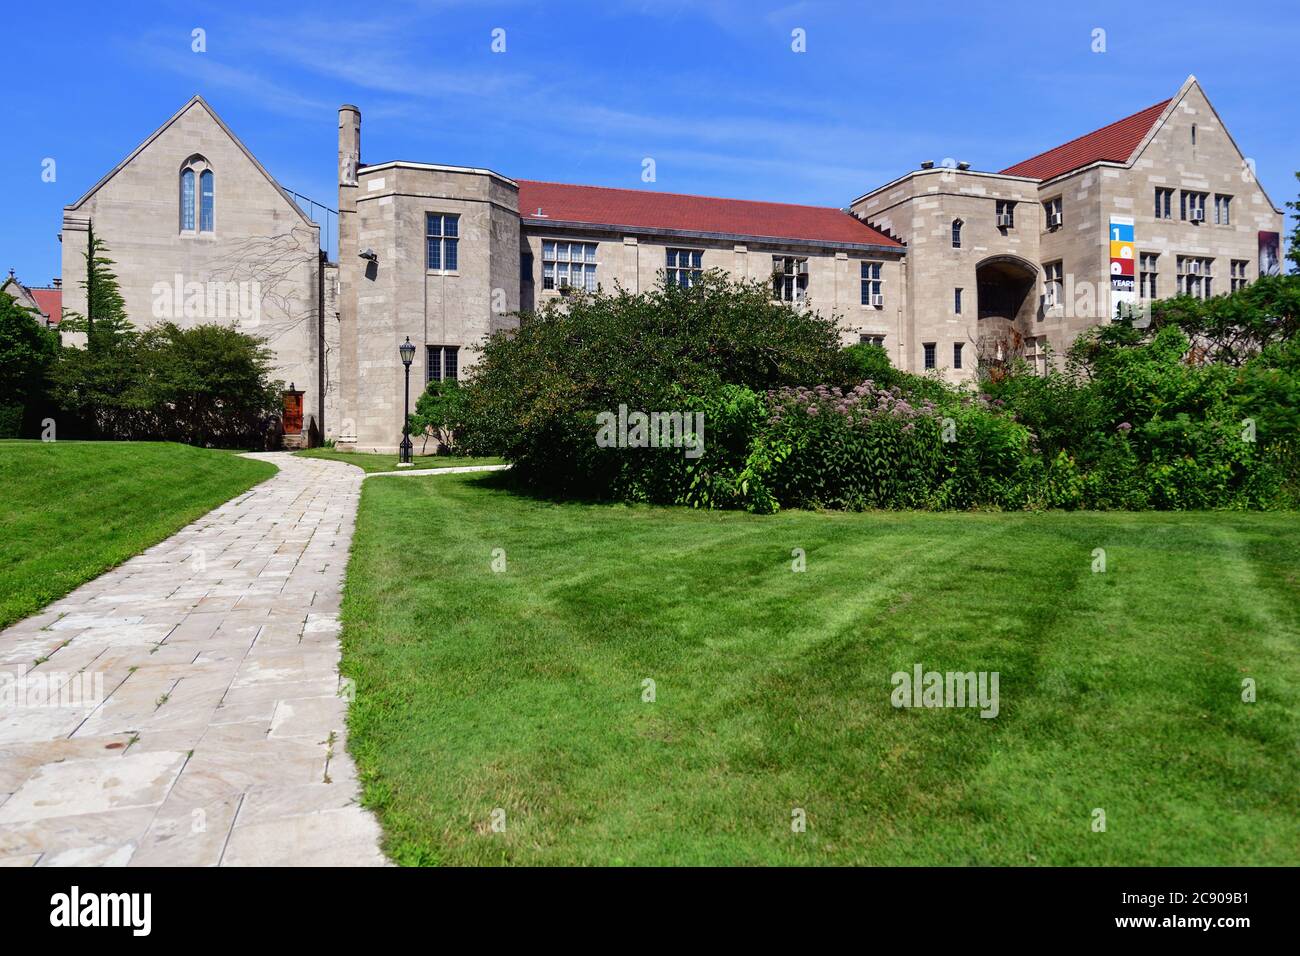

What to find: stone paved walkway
left=0, top=453, right=387, bottom=866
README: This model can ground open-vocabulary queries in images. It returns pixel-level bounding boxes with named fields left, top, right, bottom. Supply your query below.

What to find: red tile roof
left=517, top=180, right=901, bottom=248
left=1000, top=99, right=1171, bottom=181
left=31, top=288, right=62, bottom=324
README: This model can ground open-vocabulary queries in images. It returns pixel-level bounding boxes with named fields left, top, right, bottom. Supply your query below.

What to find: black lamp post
left=398, top=336, right=416, bottom=465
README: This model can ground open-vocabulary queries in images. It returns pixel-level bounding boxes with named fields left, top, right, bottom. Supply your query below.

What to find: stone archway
left=976, top=255, right=1039, bottom=326
left=975, top=255, right=1039, bottom=377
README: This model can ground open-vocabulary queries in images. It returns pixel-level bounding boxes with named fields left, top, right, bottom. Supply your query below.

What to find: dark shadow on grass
left=468, top=467, right=626, bottom=506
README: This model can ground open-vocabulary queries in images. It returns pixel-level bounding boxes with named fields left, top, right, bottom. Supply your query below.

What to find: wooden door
left=283, top=391, right=303, bottom=435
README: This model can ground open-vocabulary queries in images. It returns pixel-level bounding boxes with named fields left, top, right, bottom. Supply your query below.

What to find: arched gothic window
left=179, top=156, right=213, bottom=233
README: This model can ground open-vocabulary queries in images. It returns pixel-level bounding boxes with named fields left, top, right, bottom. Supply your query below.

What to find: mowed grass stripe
left=0, top=441, right=276, bottom=629
left=340, top=474, right=1300, bottom=865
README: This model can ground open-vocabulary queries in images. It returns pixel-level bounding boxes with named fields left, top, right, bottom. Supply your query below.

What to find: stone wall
left=338, top=158, right=520, bottom=453
left=520, top=228, right=906, bottom=356
left=60, top=97, right=331, bottom=438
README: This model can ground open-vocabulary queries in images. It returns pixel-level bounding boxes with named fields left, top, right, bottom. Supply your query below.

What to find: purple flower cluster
left=767, top=380, right=940, bottom=428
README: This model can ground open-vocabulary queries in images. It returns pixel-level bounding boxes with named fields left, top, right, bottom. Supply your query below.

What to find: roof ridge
left=516, top=178, right=854, bottom=215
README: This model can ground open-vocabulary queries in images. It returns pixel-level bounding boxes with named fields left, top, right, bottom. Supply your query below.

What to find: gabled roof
left=517, top=180, right=902, bottom=249
left=1, top=277, right=62, bottom=324
left=31, top=288, right=63, bottom=324
left=64, top=95, right=314, bottom=229
left=1000, top=98, right=1172, bottom=181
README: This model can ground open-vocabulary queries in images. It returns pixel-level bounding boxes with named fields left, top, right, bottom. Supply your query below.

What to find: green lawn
left=0, top=441, right=275, bottom=629
left=294, top=447, right=504, bottom=474
left=341, top=473, right=1300, bottom=866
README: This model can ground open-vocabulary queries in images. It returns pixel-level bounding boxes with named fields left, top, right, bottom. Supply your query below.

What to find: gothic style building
left=56, top=76, right=1284, bottom=452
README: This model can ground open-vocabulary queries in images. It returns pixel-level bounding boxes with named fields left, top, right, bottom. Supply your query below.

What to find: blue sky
left=2, top=0, right=1296, bottom=284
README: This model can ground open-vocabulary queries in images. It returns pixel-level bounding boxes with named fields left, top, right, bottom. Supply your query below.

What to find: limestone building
left=59, top=97, right=337, bottom=445
left=55, top=77, right=1284, bottom=453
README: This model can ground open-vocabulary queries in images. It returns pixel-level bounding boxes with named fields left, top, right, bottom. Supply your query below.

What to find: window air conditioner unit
left=1189, top=261, right=1201, bottom=275
left=1190, top=209, right=1205, bottom=222
left=1048, top=212, right=1062, bottom=228
left=871, top=294, right=884, bottom=308
left=797, top=260, right=809, bottom=275
left=997, top=214, right=1014, bottom=228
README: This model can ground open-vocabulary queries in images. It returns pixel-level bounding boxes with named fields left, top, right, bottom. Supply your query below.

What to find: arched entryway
left=975, top=255, right=1039, bottom=376
left=976, top=255, right=1038, bottom=326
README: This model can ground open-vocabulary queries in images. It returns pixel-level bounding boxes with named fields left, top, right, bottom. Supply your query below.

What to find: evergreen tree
left=61, top=221, right=134, bottom=349
left=1287, top=171, right=1300, bottom=274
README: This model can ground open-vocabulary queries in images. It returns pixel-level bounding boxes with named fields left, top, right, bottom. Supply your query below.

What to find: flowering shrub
left=756, top=381, right=942, bottom=509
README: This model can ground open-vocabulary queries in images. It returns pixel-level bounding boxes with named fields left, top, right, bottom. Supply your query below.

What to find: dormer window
left=180, top=156, right=214, bottom=233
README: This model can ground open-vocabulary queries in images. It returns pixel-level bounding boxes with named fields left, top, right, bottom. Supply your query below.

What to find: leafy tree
left=0, top=292, right=59, bottom=435
left=1144, top=274, right=1300, bottom=365
left=410, top=378, right=467, bottom=454
left=841, top=342, right=902, bottom=387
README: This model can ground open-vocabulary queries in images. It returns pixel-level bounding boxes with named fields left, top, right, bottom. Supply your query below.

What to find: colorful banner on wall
left=1109, top=215, right=1136, bottom=321
left=1259, top=231, right=1281, bottom=277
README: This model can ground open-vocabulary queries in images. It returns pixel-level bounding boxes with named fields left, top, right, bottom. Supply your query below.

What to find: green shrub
left=454, top=266, right=1299, bottom=512
left=457, top=272, right=850, bottom=497
left=47, top=322, right=280, bottom=447
left=411, top=378, right=469, bottom=454
left=0, top=404, right=22, bottom=439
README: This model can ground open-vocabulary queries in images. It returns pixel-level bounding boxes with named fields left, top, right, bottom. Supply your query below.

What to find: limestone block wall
left=853, top=169, right=1041, bottom=381
left=1114, top=86, right=1283, bottom=309
left=60, top=99, right=326, bottom=433
left=1032, top=84, right=1283, bottom=361
left=520, top=228, right=905, bottom=359
left=341, top=163, right=520, bottom=452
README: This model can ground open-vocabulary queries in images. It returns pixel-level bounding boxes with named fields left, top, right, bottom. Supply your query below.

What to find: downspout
left=318, top=247, right=326, bottom=443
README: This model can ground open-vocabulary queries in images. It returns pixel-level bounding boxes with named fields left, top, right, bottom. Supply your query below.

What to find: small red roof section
left=517, top=180, right=901, bottom=248
left=1001, top=99, right=1171, bottom=181
left=31, top=288, right=63, bottom=324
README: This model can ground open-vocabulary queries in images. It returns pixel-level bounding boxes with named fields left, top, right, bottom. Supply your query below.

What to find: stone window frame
left=859, top=333, right=885, bottom=347
left=1176, top=255, right=1214, bottom=299
left=542, top=239, right=598, bottom=293
left=1139, top=252, right=1160, bottom=299
left=1043, top=260, right=1064, bottom=309
left=426, top=213, right=460, bottom=273
left=179, top=155, right=214, bottom=235
left=953, top=341, right=964, bottom=370
left=772, top=255, right=809, bottom=304
left=954, top=287, right=963, bottom=314
left=1154, top=187, right=1174, bottom=220
left=425, top=344, right=460, bottom=384
left=665, top=247, right=703, bottom=288
left=1043, top=196, right=1063, bottom=230
left=860, top=261, right=883, bottom=308
left=1230, top=259, right=1250, bottom=292
left=1025, top=335, right=1048, bottom=376
left=995, top=200, right=1016, bottom=230
left=1213, top=194, right=1232, bottom=226
left=922, top=341, right=937, bottom=370
left=1179, top=190, right=1208, bottom=223
left=951, top=218, right=963, bottom=249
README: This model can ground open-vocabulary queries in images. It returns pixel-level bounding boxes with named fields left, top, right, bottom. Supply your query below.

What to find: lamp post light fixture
left=398, top=336, right=416, bottom=466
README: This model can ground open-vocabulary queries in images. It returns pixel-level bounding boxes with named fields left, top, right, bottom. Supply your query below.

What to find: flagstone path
left=0, top=452, right=387, bottom=866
